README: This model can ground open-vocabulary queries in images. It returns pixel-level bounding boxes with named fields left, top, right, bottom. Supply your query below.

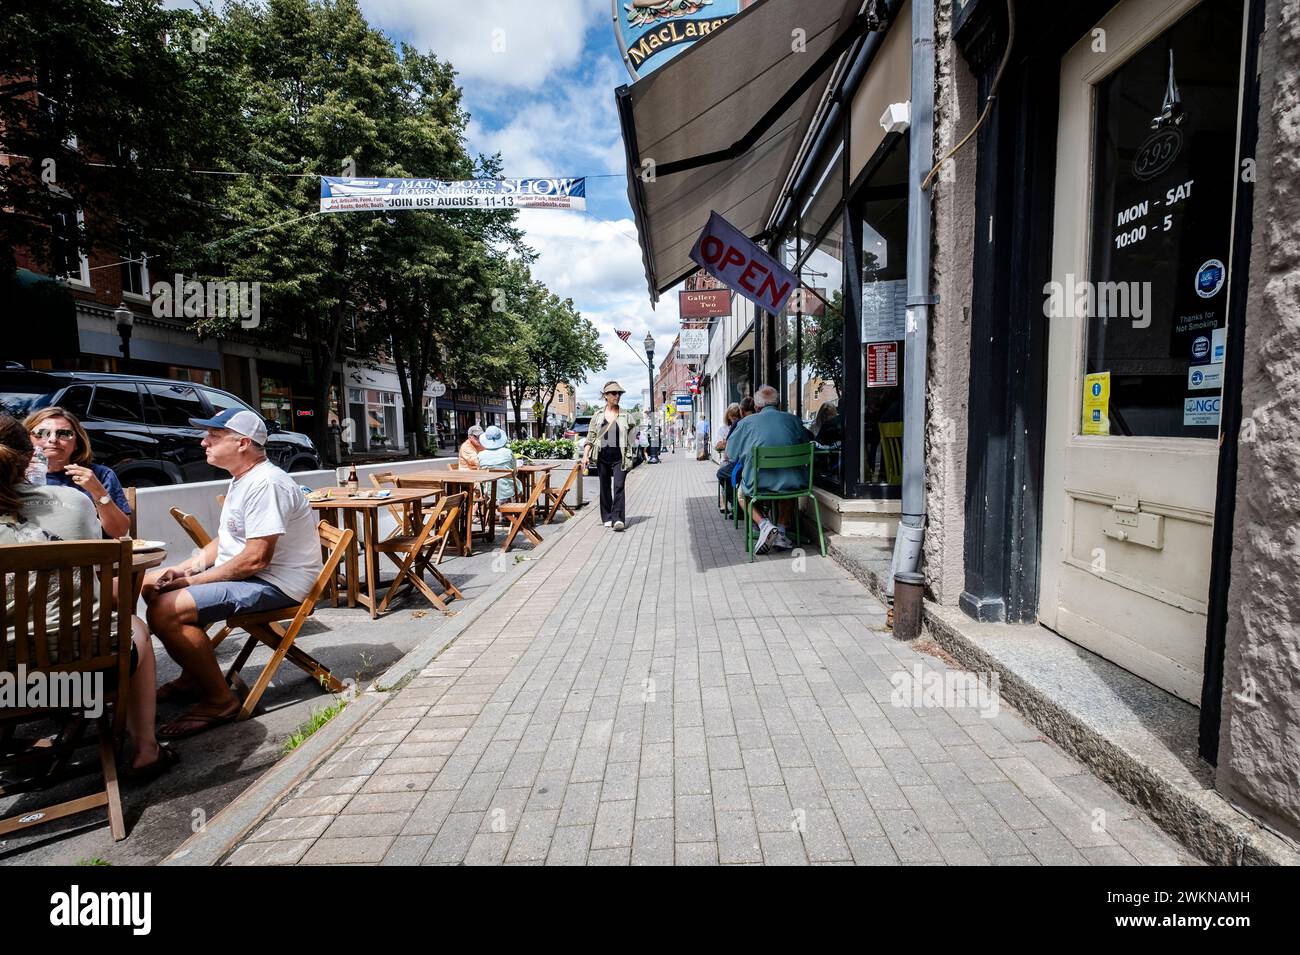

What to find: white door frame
left=1039, top=0, right=1245, bottom=703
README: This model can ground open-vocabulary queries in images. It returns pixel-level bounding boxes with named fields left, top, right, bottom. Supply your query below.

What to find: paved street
left=225, top=453, right=1194, bottom=866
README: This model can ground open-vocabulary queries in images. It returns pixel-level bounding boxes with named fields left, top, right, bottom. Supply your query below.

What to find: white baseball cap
left=189, top=407, right=269, bottom=446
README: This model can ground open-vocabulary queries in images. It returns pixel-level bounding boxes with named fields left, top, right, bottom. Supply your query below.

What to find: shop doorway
left=1040, top=0, right=1247, bottom=703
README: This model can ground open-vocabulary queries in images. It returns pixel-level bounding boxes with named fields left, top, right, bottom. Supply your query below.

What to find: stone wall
left=1216, top=0, right=1300, bottom=843
left=923, top=0, right=977, bottom=605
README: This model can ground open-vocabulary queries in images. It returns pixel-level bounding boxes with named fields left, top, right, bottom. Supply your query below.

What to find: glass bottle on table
left=346, top=464, right=359, bottom=492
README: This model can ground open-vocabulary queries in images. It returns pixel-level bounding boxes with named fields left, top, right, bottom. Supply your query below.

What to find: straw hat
left=602, top=381, right=625, bottom=396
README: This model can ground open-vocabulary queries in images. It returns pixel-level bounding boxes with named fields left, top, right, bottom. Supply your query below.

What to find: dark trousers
left=597, top=447, right=626, bottom=523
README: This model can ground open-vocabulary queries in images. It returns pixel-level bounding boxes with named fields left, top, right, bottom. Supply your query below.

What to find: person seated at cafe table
left=458, top=424, right=485, bottom=469
left=24, top=406, right=132, bottom=538
left=143, top=408, right=321, bottom=739
left=0, top=413, right=177, bottom=780
left=474, top=425, right=519, bottom=503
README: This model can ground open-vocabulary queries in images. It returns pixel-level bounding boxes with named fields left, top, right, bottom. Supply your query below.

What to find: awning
left=617, top=0, right=877, bottom=304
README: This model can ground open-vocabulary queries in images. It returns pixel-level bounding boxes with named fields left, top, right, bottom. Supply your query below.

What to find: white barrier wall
left=135, top=457, right=584, bottom=559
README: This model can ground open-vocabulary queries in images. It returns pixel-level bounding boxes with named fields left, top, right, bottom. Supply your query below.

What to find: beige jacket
left=583, top=410, right=634, bottom=470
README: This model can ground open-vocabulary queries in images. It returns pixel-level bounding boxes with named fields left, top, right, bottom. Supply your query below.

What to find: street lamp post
left=114, top=303, right=134, bottom=372
left=644, top=332, right=659, bottom=464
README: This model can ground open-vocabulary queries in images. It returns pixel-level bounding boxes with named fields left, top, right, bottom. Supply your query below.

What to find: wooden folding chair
left=369, top=471, right=418, bottom=537
left=497, top=477, right=549, bottom=553
left=124, top=486, right=138, bottom=539
left=373, top=493, right=465, bottom=614
left=542, top=464, right=581, bottom=524
left=221, top=521, right=354, bottom=720
left=0, top=539, right=133, bottom=840
left=395, top=476, right=466, bottom=554
left=169, top=507, right=242, bottom=646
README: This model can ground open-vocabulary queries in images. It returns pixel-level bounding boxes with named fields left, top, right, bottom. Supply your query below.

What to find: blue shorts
left=189, top=577, right=297, bottom=625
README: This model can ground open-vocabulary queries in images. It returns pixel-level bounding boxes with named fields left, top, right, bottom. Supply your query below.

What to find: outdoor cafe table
left=309, top=486, right=437, bottom=619
left=398, top=470, right=501, bottom=557
left=128, top=548, right=166, bottom=602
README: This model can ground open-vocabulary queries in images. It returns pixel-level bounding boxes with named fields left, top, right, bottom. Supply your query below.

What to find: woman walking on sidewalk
left=581, top=381, right=633, bottom=531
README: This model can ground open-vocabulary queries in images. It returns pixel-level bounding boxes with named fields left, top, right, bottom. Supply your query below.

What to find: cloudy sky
left=360, top=0, right=686, bottom=408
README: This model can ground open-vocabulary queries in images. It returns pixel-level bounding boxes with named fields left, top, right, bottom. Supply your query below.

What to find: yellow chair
left=878, top=421, right=903, bottom=485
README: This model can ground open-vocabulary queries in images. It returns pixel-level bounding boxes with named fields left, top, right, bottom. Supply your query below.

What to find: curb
left=163, top=493, right=602, bottom=866
left=824, top=538, right=1300, bottom=867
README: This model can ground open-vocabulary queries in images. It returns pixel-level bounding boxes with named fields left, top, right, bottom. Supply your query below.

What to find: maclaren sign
left=679, top=288, right=731, bottom=318
left=689, top=211, right=797, bottom=314
left=613, top=1, right=742, bottom=80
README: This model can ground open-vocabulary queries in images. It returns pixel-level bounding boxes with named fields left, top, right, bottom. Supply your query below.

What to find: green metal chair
left=736, top=443, right=826, bottom=562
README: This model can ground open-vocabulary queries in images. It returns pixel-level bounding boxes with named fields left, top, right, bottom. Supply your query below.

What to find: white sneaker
left=754, top=520, right=776, bottom=555
left=613, top=520, right=625, bottom=531
left=773, top=533, right=794, bottom=551
left=603, top=521, right=613, bottom=527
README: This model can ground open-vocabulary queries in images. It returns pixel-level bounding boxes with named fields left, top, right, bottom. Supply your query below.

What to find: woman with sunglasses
left=24, top=407, right=132, bottom=539
left=581, top=381, right=633, bottom=531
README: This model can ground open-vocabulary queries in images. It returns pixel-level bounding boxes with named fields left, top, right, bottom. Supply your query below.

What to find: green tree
left=0, top=0, right=236, bottom=277
left=178, top=0, right=411, bottom=456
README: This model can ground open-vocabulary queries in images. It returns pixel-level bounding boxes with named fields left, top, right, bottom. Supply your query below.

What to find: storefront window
left=804, top=220, right=845, bottom=489
left=261, top=376, right=293, bottom=432
left=859, top=197, right=907, bottom=486
left=726, top=348, right=752, bottom=405
left=1082, top=0, right=1241, bottom=438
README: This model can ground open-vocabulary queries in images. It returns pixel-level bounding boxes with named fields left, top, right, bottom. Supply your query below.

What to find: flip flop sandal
left=122, top=743, right=181, bottom=784
left=157, top=703, right=241, bottom=741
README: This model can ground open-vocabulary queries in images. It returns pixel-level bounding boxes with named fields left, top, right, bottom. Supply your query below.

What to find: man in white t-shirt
left=144, top=408, right=322, bottom=739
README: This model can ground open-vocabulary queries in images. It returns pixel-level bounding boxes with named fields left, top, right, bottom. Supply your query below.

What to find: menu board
left=861, top=279, right=907, bottom=343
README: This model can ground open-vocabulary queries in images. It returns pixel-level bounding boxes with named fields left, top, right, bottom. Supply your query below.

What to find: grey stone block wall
left=1216, top=0, right=1300, bottom=844
left=924, top=0, right=977, bottom=605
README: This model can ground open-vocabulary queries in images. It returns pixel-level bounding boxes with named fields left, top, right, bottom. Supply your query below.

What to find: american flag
left=615, top=329, right=632, bottom=342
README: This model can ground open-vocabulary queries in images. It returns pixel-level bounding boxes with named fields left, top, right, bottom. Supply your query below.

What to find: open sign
left=689, top=211, right=797, bottom=314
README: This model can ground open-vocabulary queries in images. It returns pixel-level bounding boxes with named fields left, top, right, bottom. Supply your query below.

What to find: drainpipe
left=888, top=0, right=935, bottom=602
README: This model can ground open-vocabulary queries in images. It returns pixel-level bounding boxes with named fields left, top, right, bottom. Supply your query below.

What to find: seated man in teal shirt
left=724, top=384, right=815, bottom=554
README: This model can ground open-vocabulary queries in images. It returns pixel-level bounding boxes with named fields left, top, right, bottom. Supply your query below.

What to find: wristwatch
left=97, top=494, right=111, bottom=507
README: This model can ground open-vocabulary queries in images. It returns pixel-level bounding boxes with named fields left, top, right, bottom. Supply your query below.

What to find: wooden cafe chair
left=373, top=493, right=465, bottom=615
left=221, top=521, right=354, bottom=720
left=0, top=539, right=134, bottom=840
left=498, top=477, right=549, bottom=553
left=542, top=463, right=581, bottom=524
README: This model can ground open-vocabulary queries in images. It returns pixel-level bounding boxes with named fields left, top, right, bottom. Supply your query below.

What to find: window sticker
left=1082, top=372, right=1111, bottom=435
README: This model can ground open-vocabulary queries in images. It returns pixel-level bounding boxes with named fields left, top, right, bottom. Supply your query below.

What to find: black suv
left=0, top=368, right=321, bottom=486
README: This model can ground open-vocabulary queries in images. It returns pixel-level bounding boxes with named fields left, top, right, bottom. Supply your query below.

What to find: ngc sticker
left=1195, top=258, right=1226, bottom=298
left=1184, top=395, right=1221, bottom=427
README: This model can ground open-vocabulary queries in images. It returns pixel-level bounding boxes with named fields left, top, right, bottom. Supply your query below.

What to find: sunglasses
left=604, top=391, right=624, bottom=397
left=31, top=428, right=76, bottom=442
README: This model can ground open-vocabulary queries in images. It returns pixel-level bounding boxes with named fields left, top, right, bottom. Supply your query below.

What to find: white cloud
left=466, top=58, right=626, bottom=177
left=360, top=0, right=608, bottom=89
left=515, top=208, right=687, bottom=406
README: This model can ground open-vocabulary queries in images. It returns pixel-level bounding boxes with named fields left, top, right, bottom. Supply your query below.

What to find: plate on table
left=132, top=539, right=167, bottom=552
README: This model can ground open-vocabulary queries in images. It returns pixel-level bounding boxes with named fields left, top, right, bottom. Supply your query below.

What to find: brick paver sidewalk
left=226, top=454, right=1193, bottom=865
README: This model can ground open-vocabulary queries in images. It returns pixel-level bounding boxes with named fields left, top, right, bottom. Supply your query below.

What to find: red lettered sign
left=689, top=211, right=797, bottom=314
left=866, top=342, right=898, bottom=388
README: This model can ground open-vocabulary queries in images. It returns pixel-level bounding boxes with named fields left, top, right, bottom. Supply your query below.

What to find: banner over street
left=320, top=177, right=586, bottom=213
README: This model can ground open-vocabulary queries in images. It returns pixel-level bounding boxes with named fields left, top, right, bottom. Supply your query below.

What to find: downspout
left=888, top=0, right=935, bottom=597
